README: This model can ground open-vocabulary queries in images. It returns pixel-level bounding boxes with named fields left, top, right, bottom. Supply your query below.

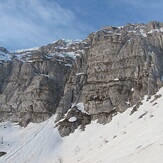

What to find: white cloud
left=107, top=0, right=163, bottom=9
left=0, top=0, right=91, bottom=50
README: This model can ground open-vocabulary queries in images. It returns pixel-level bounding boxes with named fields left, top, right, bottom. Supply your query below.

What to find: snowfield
left=1, top=88, right=163, bottom=163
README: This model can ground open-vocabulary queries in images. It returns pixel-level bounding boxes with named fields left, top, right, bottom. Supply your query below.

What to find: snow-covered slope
left=13, top=47, right=39, bottom=53
left=0, top=49, right=12, bottom=62
left=1, top=87, right=163, bottom=163
left=0, top=116, right=62, bottom=163
left=95, top=22, right=163, bottom=38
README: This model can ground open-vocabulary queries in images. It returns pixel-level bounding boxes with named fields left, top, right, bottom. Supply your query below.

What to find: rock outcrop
left=0, top=21, right=163, bottom=135
left=56, top=21, right=163, bottom=136
left=0, top=40, right=84, bottom=126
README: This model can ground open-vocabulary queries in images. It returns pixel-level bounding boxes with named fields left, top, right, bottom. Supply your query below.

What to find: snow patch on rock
left=76, top=103, right=88, bottom=114
left=68, top=117, right=77, bottom=122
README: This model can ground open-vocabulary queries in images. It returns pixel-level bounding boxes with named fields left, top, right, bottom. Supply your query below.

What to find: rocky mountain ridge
left=0, top=39, right=85, bottom=127
left=0, top=21, right=163, bottom=136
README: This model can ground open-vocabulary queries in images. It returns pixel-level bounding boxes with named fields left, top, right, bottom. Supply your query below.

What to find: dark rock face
left=0, top=151, right=6, bottom=157
left=0, top=40, right=83, bottom=126
left=56, top=106, right=91, bottom=137
left=0, top=55, right=71, bottom=126
left=56, top=21, right=163, bottom=136
left=1, top=21, right=163, bottom=136
left=0, top=47, right=8, bottom=54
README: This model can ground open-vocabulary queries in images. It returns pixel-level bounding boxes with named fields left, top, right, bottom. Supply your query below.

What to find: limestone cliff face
left=0, top=40, right=84, bottom=126
left=0, top=21, right=163, bottom=135
left=56, top=21, right=163, bottom=136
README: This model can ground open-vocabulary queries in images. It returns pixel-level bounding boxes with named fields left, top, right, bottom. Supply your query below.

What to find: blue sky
left=0, top=0, right=163, bottom=50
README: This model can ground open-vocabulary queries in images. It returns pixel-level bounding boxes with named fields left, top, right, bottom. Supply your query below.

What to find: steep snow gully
left=1, top=88, right=163, bottom=163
